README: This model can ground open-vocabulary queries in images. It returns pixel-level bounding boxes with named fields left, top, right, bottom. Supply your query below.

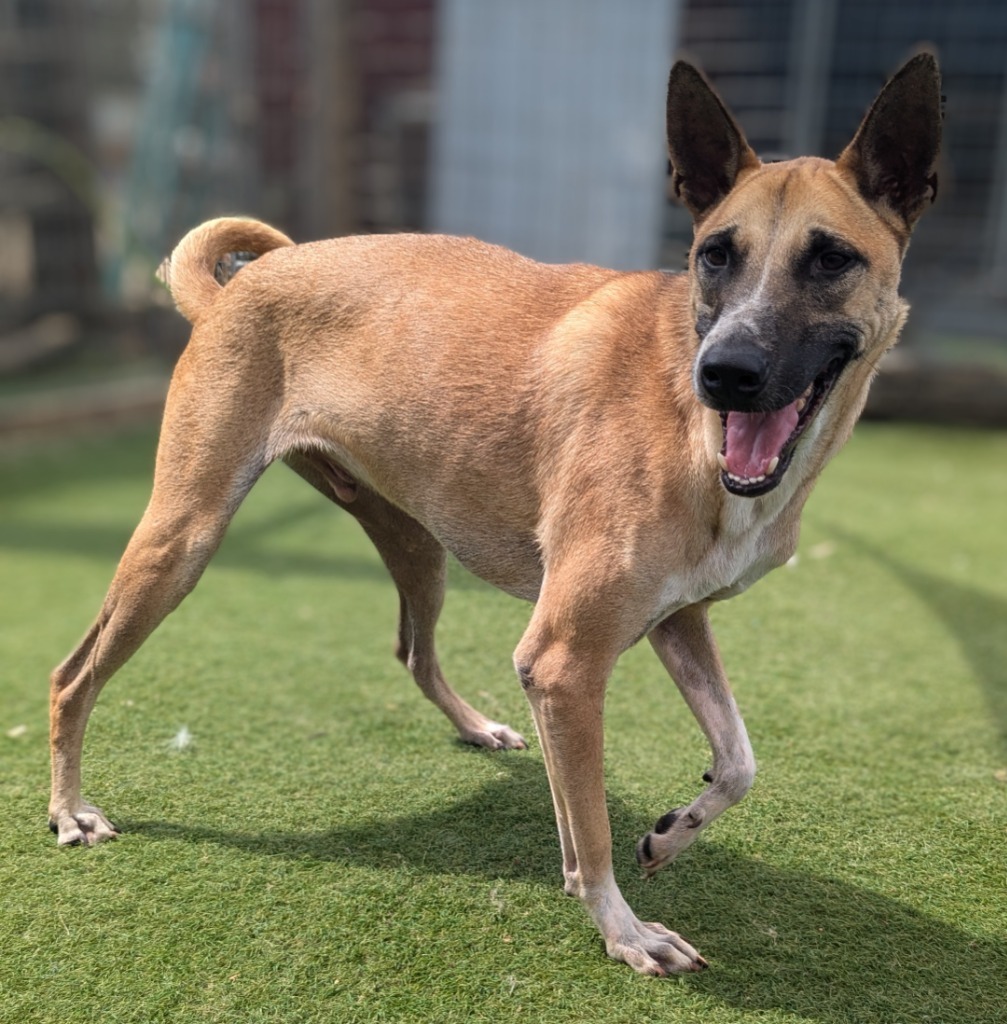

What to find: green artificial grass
left=1, top=423, right=1005, bottom=1023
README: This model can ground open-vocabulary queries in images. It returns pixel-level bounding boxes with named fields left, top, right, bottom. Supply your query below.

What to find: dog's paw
left=635, top=806, right=704, bottom=876
left=606, top=919, right=708, bottom=976
left=49, top=804, right=120, bottom=847
left=459, top=720, right=527, bottom=750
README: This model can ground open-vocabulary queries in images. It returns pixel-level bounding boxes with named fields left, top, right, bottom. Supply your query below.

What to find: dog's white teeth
left=717, top=452, right=729, bottom=472
left=795, top=398, right=806, bottom=413
left=726, top=471, right=765, bottom=485
left=767, top=456, right=780, bottom=474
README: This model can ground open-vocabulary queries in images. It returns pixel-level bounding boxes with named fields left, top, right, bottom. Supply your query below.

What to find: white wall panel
left=431, top=0, right=681, bottom=269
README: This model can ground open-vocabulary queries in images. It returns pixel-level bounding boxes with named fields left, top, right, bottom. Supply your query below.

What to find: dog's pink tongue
left=724, top=402, right=800, bottom=478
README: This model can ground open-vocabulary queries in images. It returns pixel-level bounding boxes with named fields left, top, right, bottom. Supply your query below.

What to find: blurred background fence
left=0, top=0, right=1005, bottom=437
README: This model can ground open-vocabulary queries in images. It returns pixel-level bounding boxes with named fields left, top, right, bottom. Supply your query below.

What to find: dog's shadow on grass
left=129, top=757, right=1004, bottom=1024
left=3, top=475, right=492, bottom=591
left=3, top=429, right=493, bottom=589
left=826, top=523, right=1007, bottom=749
left=886, top=561, right=1007, bottom=746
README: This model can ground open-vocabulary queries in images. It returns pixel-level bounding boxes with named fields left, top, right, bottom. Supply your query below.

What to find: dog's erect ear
left=666, top=61, right=760, bottom=220
left=837, top=52, right=942, bottom=231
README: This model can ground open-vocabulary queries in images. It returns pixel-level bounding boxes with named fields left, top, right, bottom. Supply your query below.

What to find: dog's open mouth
left=716, top=356, right=850, bottom=497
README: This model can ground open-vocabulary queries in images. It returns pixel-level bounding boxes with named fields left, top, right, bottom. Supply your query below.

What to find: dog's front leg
left=514, top=596, right=707, bottom=975
left=636, top=603, right=756, bottom=876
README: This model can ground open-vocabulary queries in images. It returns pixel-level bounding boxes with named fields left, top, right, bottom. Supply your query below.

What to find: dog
left=48, top=53, right=941, bottom=975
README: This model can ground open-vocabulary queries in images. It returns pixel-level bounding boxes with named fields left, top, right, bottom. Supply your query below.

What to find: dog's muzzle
left=696, top=340, right=855, bottom=498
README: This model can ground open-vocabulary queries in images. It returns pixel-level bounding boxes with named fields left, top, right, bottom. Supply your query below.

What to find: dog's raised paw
left=636, top=806, right=705, bottom=876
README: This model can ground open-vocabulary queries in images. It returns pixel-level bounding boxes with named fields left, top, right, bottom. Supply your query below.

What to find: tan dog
left=49, top=54, right=941, bottom=975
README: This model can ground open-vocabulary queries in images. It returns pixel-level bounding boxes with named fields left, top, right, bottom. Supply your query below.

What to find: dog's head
left=667, top=54, right=942, bottom=497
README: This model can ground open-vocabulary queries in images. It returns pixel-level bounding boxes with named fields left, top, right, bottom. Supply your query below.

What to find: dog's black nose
left=698, top=337, right=770, bottom=408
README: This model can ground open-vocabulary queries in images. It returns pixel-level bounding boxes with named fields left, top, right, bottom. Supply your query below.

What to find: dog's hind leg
left=285, top=454, right=526, bottom=750
left=49, top=358, right=272, bottom=846
left=635, top=603, right=756, bottom=876
left=361, top=498, right=527, bottom=750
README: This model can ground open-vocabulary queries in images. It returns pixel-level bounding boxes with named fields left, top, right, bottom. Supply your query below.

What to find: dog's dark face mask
left=690, top=207, right=877, bottom=497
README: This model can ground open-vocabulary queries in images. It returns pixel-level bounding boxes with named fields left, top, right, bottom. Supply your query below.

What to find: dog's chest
left=655, top=491, right=795, bottom=619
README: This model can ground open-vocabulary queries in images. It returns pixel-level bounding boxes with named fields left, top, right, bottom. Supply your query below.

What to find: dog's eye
left=700, top=246, right=729, bottom=270
left=817, top=251, right=854, bottom=274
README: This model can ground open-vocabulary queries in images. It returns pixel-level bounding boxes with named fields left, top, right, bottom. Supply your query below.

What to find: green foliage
left=1, top=424, right=1005, bottom=1023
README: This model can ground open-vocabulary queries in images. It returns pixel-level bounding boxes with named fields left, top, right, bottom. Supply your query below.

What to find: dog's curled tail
left=156, top=217, right=294, bottom=324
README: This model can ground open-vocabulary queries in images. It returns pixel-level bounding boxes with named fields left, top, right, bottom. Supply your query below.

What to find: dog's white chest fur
left=655, top=476, right=798, bottom=622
